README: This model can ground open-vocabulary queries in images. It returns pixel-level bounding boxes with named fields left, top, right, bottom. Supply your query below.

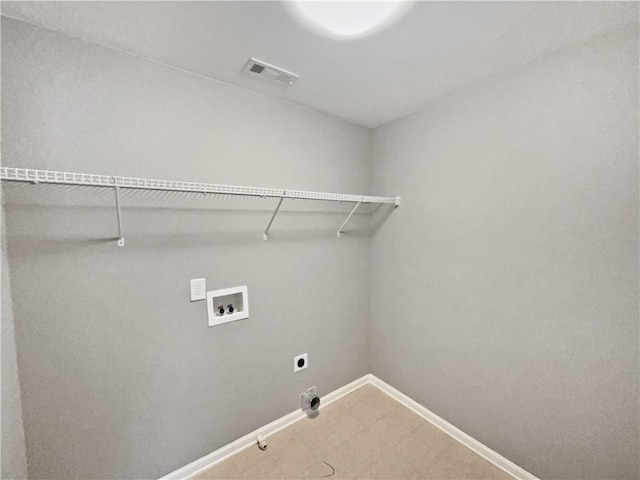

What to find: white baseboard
left=160, top=374, right=537, bottom=480
left=160, top=375, right=370, bottom=480
left=367, top=374, right=538, bottom=480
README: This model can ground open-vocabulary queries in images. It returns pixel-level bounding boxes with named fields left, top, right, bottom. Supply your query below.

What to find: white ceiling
left=2, top=1, right=637, bottom=127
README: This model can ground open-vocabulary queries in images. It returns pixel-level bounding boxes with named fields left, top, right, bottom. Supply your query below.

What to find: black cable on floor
left=321, top=461, right=335, bottom=477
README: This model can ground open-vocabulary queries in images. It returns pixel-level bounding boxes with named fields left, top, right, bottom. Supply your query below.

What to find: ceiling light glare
left=286, top=1, right=411, bottom=40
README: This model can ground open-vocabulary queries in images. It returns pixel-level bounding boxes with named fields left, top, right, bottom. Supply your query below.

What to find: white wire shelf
left=1, top=167, right=400, bottom=246
left=0, top=167, right=399, bottom=204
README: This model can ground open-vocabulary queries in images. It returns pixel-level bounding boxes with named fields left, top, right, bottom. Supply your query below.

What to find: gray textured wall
left=1, top=17, right=372, bottom=479
left=1, top=217, right=28, bottom=480
left=370, top=23, right=639, bottom=480
left=4, top=10, right=639, bottom=480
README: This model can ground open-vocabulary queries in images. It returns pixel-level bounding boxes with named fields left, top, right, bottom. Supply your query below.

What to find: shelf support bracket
left=337, top=201, right=362, bottom=238
left=263, top=194, right=285, bottom=241
left=113, top=177, right=125, bottom=247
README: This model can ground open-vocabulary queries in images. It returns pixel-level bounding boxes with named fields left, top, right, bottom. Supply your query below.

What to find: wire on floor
left=321, top=461, right=335, bottom=477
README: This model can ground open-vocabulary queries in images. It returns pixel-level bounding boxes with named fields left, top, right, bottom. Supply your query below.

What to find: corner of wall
left=1, top=203, right=28, bottom=480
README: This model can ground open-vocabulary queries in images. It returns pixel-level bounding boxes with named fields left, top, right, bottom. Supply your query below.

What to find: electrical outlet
left=294, top=353, right=308, bottom=372
left=190, top=278, right=206, bottom=302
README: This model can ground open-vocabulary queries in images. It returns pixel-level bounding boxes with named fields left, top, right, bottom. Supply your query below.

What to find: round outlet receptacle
left=293, top=353, right=308, bottom=372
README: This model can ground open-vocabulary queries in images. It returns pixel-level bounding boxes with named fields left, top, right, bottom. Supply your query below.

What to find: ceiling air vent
left=243, top=58, right=299, bottom=86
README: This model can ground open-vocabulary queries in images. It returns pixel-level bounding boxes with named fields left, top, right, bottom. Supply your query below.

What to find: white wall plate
left=293, top=353, right=308, bottom=372
left=206, top=286, right=249, bottom=327
left=190, top=278, right=206, bottom=302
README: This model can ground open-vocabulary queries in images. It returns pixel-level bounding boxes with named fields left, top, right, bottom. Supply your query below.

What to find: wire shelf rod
left=263, top=196, right=285, bottom=241
left=0, top=167, right=400, bottom=205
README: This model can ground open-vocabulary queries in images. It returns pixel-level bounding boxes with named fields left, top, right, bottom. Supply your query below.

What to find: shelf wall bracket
left=263, top=194, right=285, bottom=241
left=337, top=201, right=362, bottom=238
left=112, top=177, right=125, bottom=247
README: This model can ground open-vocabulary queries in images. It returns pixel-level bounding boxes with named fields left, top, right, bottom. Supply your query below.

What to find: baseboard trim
left=160, top=375, right=370, bottom=479
left=161, top=374, right=537, bottom=480
left=367, top=375, right=538, bottom=480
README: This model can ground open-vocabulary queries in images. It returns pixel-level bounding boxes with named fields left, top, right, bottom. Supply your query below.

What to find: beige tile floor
left=194, top=384, right=514, bottom=480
